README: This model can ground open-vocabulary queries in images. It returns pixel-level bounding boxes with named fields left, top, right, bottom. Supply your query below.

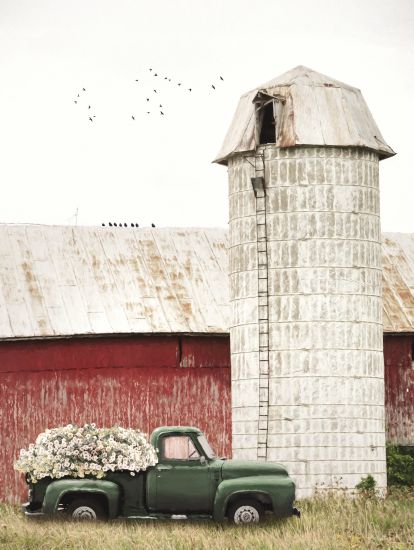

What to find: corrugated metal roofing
left=0, top=225, right=412, bottom=338
left=0, top=225, right=229, bottom=339
left=214, top=65, right=395, bottom=164
left=382, top=233, right=414, bottom=333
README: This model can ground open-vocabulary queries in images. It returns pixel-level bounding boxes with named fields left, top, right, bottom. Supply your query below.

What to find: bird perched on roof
left=151, top=223, right=156, bottom=227
left=109, top=222, right=113, bottom=227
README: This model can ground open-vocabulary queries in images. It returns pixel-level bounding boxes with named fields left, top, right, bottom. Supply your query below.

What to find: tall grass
left=1, top=489, right=413, bottom=550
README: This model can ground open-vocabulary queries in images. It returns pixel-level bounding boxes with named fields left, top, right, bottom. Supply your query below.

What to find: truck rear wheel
left=66, top=497, right=107, bottom=520
left=228, top=498, right=264, bottom=524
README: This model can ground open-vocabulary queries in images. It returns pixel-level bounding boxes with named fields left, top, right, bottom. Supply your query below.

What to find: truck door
left=153, top=433, right=211, bottom=513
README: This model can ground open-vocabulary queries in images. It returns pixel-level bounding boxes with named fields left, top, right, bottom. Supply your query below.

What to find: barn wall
left=384, top=334, right=414, bottom=446
left=0, top=334, right=231, bottom=503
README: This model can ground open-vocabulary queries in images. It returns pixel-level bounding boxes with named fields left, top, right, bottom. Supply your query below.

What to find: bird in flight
left=82, top=87, right=86, bottom=91
left=160, top=111, right=164, bottom=115
left=153, top=89, right=157, bottom=93
left=77, top=94, right=80, bottom=97
left=132, top=115, right=135, bottom=120
left=89, top=117, right=93, bottom=122
left=212, top=85, right=216, bottom=90
left=88, top=105, right=91, bottom=109
left=188, top=88, right=192, bottom=92
left=146, top=98, right=150, bottom=101
left=220, top=76, right=224, bottom=81
left=74, top=100, right=77, bottom=104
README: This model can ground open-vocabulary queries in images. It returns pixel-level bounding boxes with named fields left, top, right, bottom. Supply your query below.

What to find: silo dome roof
left=214, top=65, right=395, bottom=165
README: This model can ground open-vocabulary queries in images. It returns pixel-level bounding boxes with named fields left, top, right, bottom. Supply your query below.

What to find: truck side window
left=162, top=435, right=200, bottom=460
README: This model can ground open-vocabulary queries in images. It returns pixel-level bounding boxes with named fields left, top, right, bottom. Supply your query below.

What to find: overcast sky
left=0, top=0, right=413, bottom=231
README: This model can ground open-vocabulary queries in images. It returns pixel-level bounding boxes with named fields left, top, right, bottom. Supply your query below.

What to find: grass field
left=1, top=489, right=414, bottom=549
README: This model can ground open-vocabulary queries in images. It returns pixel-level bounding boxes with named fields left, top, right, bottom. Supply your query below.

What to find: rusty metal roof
left=214, top=65, right=395, bottom=165
left=0, top=225, right=229, bottom=339
left=0, top=225, right=412, bottom=338
left=382, top=233, right=414, bottom=333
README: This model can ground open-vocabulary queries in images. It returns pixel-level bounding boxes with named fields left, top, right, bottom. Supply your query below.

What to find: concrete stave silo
left=215, top=66, right=395, bottom=497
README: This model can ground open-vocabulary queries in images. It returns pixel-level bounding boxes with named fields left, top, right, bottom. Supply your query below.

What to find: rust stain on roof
left=0, top=226, right=413, bottom=338
left=382, top=234, right=414, bottom=333
left=0, top=225, right=229, bottom=339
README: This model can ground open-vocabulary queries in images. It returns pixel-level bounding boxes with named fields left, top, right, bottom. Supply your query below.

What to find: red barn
left=1, top=225, right=414, bottom=503
left=383, top=233, right=414, bottom=448
left=0, top=225, right=231, bottom=503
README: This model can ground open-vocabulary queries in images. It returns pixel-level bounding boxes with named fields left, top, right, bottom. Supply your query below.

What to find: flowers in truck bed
left=14, top=423, right=158, bottom=483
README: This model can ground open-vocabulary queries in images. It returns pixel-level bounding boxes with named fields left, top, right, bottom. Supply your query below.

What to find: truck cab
left=23, top=426, right=299, bottom=524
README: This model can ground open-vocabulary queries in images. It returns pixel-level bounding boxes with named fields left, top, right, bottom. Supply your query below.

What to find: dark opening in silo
left=259, top=102, right=275, bottom=145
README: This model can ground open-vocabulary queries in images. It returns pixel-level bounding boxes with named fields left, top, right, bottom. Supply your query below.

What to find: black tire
left=228, top=498, right=264, bottom=524
left=66, top=497, right=107, bottom=520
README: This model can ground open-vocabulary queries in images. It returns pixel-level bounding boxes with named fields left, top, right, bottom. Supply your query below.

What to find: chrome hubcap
left=72, top=506, right=97, bottom=520
left=234, top=505, right=260, bottom=524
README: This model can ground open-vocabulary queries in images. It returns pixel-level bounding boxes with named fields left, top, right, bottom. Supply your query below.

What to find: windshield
left=197, top=434, right=216, bottom=459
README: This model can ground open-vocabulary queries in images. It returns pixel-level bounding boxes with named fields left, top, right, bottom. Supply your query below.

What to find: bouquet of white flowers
left=14, top=423, right=158, bottom=483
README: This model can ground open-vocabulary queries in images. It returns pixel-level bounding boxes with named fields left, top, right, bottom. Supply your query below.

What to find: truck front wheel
left=228, top=498, right=264, bottom=524
left=66, top=497, right=106, bottom=520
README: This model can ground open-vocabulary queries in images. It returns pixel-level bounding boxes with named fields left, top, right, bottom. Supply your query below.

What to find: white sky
left=0, top=0, right=413, bottom=231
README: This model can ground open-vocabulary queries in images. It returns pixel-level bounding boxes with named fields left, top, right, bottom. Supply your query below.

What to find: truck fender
left=213, top=477, right=275, bottom=522
left=42, top=479, right=121, bottom=518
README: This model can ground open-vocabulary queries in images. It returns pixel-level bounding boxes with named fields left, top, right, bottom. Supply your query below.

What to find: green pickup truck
left=23, top=426, right=299, bottom=524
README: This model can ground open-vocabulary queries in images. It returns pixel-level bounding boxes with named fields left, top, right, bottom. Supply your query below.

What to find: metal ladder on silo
left=253, top=151, right=270, bottom=462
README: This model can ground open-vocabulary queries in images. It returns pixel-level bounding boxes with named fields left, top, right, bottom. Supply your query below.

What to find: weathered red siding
left=0, top=335, right=231, bottom=503
left=384, top=335, right=414, bottom=446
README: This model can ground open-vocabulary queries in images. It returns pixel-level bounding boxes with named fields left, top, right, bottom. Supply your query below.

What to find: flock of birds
left=101, top=222, right=155, bottom=227
left=73, top=68, right=225, bottom=122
